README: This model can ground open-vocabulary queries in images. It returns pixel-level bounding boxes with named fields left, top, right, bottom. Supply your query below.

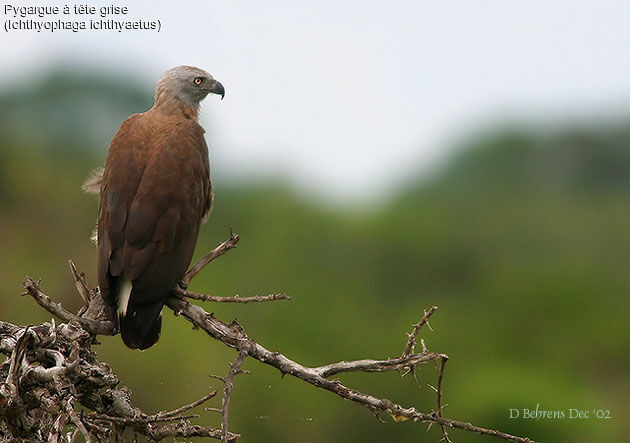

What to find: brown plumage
left=94, top=66, right=224, bottom=350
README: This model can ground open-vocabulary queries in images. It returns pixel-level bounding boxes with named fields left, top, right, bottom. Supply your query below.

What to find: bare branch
left=313, top=352, right=447, bottom=378
left=69, top=259, right=91, bottom=305
left=176, top=287, right=291, bottom=303
left=22, top=277, right=116, bottom=336
left=87, top=389, right=220, bottom=427
left=220, top=351, right=247, bottom=443
left=88, top=413, right=199, bottom=424
left=158, top=390, right=217, bottom=419
left=166, top=296, right=535, bottom=442
left=181, top=230, right=240, bottom=287
left=148, top=421, right=239, bottom=442
left=435, top=356, right=452, bottom=443
left=401, top=306, right=439, bottom=358
left=62, top=394, right=92, bottom=443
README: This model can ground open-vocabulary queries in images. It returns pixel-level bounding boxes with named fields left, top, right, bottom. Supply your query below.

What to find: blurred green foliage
left=0, top=70, right=628, bottom=442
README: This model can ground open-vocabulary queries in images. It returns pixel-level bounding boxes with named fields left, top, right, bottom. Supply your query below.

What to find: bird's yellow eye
left=193, top=77, right=203, bottom=86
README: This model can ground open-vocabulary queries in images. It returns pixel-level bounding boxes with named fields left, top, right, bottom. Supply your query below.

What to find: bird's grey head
left=154, top=66, right=225, bottom=110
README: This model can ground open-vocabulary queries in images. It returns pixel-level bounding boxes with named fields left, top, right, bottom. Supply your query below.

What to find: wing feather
left=97, top=113, right=211, bottom=311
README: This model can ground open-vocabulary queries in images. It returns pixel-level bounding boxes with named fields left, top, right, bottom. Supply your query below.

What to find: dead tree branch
left=181, top=229, right=240, bottom=287
left=175, top=287, right=291, bottom=303
left=402, top=305, right=437, bottom=357
left=22, top=277, right=116, bottom=336
left=2, top=232, right=536, bottom=442
left=0, top=319, right=236, bottom=442
left=435, top=356, right=451, bottom=442
left=166, top=296, right=534, bottom=442
left=219, top=351, right=248, bottom=443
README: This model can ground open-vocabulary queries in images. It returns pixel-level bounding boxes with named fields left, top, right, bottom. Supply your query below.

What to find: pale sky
left=2, top=0, right=630, bottom=202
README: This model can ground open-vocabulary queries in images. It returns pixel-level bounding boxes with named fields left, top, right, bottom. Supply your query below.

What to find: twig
left=80, top=418, right=110, bottom=438
left=313, top=353, right=447, bottom=378
left=401, top=306, right=438, bottom=358
left=69, top=259, right=91, bottom=304
left=89, top=413, right=199, bottom=424
left=149, top=422, right=239, bottom=442
left=158, top=390, right=217, bottom=418
left=175, top=287, right=291, bottom=303
left=436, top=356, right=451, bottom=443
left=62, top=395, right=92, bottom=443
left=181, top=229, right=240, bottom=287
left=22, top=277, right=116, bottom=336
left=220, top=351, right=247, bottom=443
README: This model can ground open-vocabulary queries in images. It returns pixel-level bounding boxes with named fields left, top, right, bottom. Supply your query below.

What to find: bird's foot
left=177, top=279, right=189, bottom=290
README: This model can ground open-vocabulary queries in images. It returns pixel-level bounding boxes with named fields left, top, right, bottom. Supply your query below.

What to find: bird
left=89, top=66, right=225, bottom=350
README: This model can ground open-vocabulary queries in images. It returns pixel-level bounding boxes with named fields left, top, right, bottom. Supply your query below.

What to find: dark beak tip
left=211, top=80, right=225, bottom=101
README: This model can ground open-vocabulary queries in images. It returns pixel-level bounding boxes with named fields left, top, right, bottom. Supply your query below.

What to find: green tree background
left=0, top=69, right=628, bottom=442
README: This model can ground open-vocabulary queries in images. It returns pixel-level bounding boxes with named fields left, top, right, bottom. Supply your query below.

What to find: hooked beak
left=207, top=79, right=225, bottom=100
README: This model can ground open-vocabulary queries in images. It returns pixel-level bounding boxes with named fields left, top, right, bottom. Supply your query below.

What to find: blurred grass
left=1, top=70, right=628, bottom=442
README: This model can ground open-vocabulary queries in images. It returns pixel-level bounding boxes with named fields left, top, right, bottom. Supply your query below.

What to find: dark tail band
left=119, top=302, right=163, bottom=350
